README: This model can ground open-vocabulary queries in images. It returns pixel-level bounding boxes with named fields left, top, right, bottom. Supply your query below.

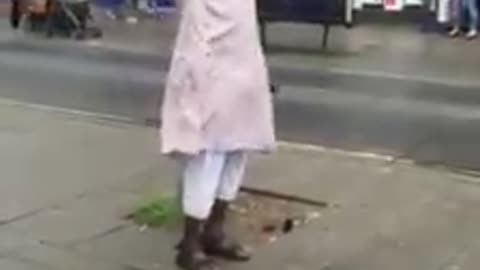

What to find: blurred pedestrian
left=160, top=0, right=276, bottom=269
left=449, top=0, right=478, bottom=39
left=10, top=0, right=22, bottom=29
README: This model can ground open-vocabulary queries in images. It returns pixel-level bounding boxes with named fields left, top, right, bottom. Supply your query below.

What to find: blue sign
left=94, top=0, right=125, bottom=9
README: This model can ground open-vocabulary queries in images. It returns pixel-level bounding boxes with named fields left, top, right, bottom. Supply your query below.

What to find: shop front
left=354, top=0, right=450, bottom=24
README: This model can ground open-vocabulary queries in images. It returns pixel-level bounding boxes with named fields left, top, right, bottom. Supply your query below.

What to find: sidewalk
left=1, top=9, right=479, bottom=87
left=81, top=11, right=480, bottom=87
left=1, top=98, right=480, bottom=269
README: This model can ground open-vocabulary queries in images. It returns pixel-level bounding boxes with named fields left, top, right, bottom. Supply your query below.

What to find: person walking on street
left=10, top=0, right=21, bottom=29
left=160, top=0, right=276, bottom=269
left=449, top=0, right=479, bottom=39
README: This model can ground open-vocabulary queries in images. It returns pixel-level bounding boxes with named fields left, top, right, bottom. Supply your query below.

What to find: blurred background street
left=1, top=2, right=480, bottom=269
left=0, top=6, right=480, bottom=170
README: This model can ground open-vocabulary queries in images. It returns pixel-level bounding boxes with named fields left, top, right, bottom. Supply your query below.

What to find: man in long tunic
left=160, top=0, right=275, bottom=269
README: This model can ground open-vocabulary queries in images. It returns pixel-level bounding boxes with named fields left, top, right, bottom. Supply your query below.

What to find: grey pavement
left=2, top=98, right=480, bottom=269
left=0, top=97, right=178, bottom=269
left=2, top=11, right=480, bottom=268
left=237, top=149, right=480, bottom=270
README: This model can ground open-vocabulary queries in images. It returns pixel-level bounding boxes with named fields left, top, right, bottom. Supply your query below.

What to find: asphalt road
left=2, top=39, right=480, bottom=171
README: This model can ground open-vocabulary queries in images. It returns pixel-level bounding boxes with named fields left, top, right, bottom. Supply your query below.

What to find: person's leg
left=449, top=0, right=463, bottom=36
left=182, top=151, right=227, bottom=220
left=178, top=151, right=225, bottom=270
left=44, top=0, right=56, bottom=37
left=10, top=0, right=21, bottom=29
left=203, top=151, right=251, bottom=262
left=214, top=151, right=247, bottom=203
left=438, top=0, right=450, bottom=23
left=465, top=0, right=479, bottom=38
left=77, top=2, right=89, bottom=31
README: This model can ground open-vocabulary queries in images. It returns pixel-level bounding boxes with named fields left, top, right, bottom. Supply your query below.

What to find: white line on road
left=277, top=141, right=395, bottom=162
left=0, top=97, right=134, bottom=123
left=0, top=97, right=396, bottom=162
left=328, top=67, right=480, bottom=89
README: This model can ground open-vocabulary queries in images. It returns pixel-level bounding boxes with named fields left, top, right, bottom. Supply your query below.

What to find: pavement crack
left=90, top=224, right=128, bottom=240
left=67, top=224, right=130, bottom=247
left=0, top=208, right=44, bottom=227
left=122, top=265, right=146, bottom=270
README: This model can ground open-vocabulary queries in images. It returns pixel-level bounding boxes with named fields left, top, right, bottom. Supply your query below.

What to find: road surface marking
left=0, top=97, right=396, bottom=162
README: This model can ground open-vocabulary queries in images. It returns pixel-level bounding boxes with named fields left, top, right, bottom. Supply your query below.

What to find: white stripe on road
left=0, top=97, right=134, bottom=124
left=328, top=67, right=480, bottom=89
left=277, top=141, right=395, bottom=162
left=0, top=97, right=396, bottom=162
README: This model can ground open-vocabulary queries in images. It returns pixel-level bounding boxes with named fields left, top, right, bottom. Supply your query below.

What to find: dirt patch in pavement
left=227, top=192, right=326, bottom=247
left=128, top=190, right=327, bottom=247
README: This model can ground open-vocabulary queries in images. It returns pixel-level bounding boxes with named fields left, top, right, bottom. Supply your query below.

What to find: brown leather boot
left=203, top=200, right=251, bottom=262
left=176, top=216, right=219, bottom=270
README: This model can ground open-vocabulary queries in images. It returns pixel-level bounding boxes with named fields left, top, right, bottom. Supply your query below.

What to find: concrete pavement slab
left=8, top=190, right=141, bottom=245
left=234, top=148, right=480, bottom=270
left=65, top=143, right=480, bottom=270
left=0, top=98, right=160, bottom=222
left=0, top=257, right=48, bottom=270
left=72, top=226, right=179, bottom=270
left=11, top=244, right=134, bottom=270
left=108, top=162, right=178, bottom=197
left=0, top=226, right=40, bottom=255
left=2, top=98, right=480, bottom=270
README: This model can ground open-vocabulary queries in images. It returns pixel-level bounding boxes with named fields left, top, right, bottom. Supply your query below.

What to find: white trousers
left=437, top=0, right=451, bottom=23
left=181, top=151, right=247, bottom=219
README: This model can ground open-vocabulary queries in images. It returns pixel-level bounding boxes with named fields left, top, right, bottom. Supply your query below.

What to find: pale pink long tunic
left=161, top=0, right=275, bottom=155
